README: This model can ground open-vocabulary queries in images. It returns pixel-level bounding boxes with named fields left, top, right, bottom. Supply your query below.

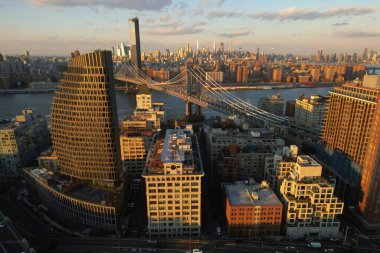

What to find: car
left=0, top=222, right=5, bottom=228
left=330, top=237, right=339, bottom=242
left=286, top=246, right=295, bottom=249
left=148, top=240, right=157, bottom=244
left=324, top=249, right=334, bottom=252
left=192, top=249, right=203, bottom=253
left=147, top=248, right=157, bottom=252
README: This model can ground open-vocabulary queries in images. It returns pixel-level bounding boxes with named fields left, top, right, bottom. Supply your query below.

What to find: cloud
left=218, top=28, right=251, bottom=38
left=192, top=7, right=204, bottom=16
left=31, top=0, right=173, bottom=11
left=249, top=6, right=379, bottom=21
left=148, top=26, right=204, bottom=35
left=333, top=30, right=380, bottom=38
left=200, top=0, right=225, bottom=7
left=332, top=22, right=349, bottom=27
left=207, top=10, right=242, bottom=19
left=159, top=14, right=171, bottom=22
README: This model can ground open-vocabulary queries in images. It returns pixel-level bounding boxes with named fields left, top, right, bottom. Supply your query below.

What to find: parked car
left=0, top=222, right=5, bottom=228
left=307, top=242, right=322, bottom=248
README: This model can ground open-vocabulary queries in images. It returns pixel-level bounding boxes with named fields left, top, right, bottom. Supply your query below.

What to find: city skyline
left=1, top=0, right=380, bottom=56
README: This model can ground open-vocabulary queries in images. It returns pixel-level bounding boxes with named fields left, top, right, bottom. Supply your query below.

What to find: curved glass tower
left=51, top=50, right=121, bottom=187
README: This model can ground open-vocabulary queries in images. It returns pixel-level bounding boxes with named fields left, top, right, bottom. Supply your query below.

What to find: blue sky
left=0, top=0, right=379, bottom=56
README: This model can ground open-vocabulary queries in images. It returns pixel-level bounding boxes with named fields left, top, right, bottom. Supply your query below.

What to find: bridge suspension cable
left=115, top=62, right=288, bottom=125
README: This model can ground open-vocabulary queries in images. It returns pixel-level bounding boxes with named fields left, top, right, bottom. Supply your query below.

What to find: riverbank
left=210, top=83, right=340, bottom=91
left=0, top=89, right=55, bottom=94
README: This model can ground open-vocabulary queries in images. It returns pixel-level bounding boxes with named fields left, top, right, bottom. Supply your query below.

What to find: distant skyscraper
left=129, top=17, right=142, bottom=70
left=362, top=48, right=368, bottom=61
left=51, top=50, right=121, bottom=188
left=196, top=39, right=199, bottom=51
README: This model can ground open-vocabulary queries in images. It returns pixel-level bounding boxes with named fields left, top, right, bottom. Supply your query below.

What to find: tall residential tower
left=129, top=17, right=142, bottom=70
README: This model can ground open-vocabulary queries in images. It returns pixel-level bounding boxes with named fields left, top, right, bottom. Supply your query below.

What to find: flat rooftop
left=225, top=181, right=282, bottom=207
left=144, top=128, right=203, bottom=175
left=25, top=168, right=120, bottom=206
left=296, top=155, right=320, bottom=167
left=161, top=129, right=192, bottom=163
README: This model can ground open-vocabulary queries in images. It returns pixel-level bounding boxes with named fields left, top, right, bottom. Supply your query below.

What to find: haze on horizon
left=1, top=0, right=380, bottom=56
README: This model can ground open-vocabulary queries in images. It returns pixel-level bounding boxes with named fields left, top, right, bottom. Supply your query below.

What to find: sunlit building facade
left=144, top=126, right=204, bottom=238
left=0, top=109, right=49, bottom=181
left=280, top=155, right=344, bottom=239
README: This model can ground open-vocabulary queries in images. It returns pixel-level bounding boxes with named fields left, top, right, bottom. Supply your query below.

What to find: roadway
left=26, top=236, right=380, bottom=253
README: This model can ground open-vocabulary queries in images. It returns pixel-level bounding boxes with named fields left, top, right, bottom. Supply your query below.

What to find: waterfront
left=0, top=86, right=333, bottom=120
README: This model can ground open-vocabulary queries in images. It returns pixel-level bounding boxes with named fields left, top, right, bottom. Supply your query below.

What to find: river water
left=0, top=87, right=333, bottom=120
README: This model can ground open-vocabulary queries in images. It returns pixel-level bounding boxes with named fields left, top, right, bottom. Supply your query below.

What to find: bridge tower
left=186, top=65, right=202, bottom=117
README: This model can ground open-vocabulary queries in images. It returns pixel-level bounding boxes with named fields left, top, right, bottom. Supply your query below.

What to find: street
left=26, top=236, right=380, bottom=253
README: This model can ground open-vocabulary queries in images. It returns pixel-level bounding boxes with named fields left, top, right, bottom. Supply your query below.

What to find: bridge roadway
left=114, top=75, right=288, bottom=129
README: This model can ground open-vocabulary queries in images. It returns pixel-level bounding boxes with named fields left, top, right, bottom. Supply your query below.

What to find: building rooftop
left=144, top=128, right=203, bottom=175
left=296, top=155, right=320, bottom=167
left=161, top=129, right=192, bottom=163
left=296, top=94, right=328, bottom=104
left=24, top=168, right=120, bottom=206
left=225, top=181, right=282, bottom=207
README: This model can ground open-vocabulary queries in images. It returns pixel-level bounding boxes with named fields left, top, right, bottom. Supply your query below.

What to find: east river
left=0, top=87, right=333, bottom=120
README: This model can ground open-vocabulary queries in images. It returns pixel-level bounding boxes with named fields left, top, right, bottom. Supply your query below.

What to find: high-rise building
left=323, top=79, right=380, bottom=166
left=294, top=95, right=328, bottom=130
left=322, top=76, right=380, bottom=231
left=359, top=88, right=380, bottom=226
left=272, top=68, right=282, bottom=82
left=205, top=71, right=223, bottom=83
left=280, top=155, right=344, bottom=239
left=311, top=66, right=321, bottom=82
left=129, top=17, right=142, bottom=69
left=236, top=66, right=243, bottom=83
left=0, top=109, right=49, bottom=181
left=224, top=181, right=283, bottom=237
left=24, top=51, right=124, bottom=231
left=144, top=126, right=204, bottom=238
left=51, top=50, right=121, bottom=188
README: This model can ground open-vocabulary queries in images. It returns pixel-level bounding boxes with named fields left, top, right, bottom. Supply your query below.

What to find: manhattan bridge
left=114, top=62, right=289, bottom=135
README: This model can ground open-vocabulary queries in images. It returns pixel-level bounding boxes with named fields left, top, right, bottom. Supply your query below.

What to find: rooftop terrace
left=25, top=168, right=120, bottom=206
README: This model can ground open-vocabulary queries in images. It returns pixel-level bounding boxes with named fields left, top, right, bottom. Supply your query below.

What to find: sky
left=0, top=0, right=380, bottom=56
